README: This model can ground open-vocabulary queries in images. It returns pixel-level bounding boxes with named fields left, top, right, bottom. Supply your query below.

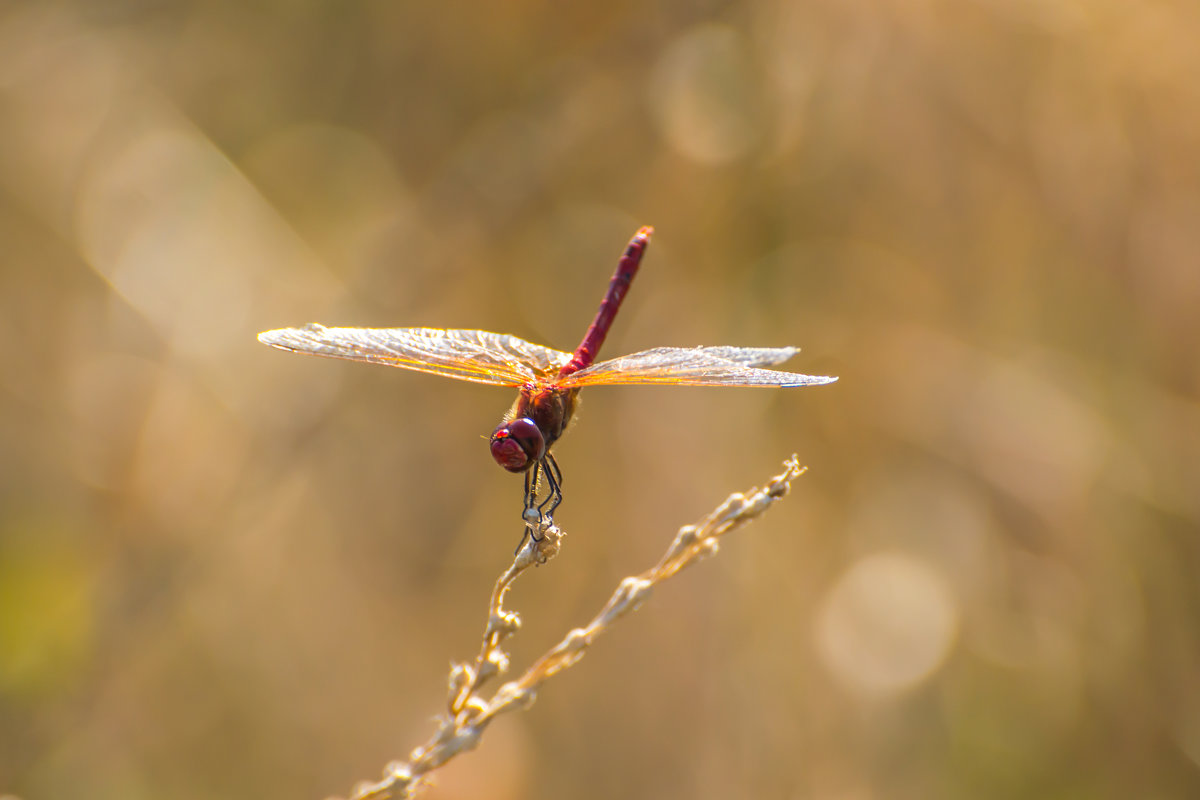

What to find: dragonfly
left=259, top=227, right=836, bottom=539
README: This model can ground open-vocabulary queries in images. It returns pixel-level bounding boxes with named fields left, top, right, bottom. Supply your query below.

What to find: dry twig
left=341, top=457, right=808, bottom=800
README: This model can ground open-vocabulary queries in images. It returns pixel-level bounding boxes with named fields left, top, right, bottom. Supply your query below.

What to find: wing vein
left=258, top=325, right=573, bottom=387
left=558, top=346, right=837, bottom=388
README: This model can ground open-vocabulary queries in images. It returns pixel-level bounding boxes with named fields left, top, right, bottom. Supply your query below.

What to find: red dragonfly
left=259, top=227, right=836, bottom=530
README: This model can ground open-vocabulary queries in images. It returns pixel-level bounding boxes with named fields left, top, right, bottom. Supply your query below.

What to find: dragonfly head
left=489, top=417, right=545, bottom=472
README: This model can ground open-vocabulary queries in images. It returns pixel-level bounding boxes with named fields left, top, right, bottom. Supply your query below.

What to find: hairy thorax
left=507, top=386, right=579, bottom=451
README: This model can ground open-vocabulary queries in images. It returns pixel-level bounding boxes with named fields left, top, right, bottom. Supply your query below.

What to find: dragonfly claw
left=514, top=511, right=560, bottom=560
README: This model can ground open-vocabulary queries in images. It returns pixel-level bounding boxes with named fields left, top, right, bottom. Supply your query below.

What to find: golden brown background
left=2, top=1, right=1198, bottom=798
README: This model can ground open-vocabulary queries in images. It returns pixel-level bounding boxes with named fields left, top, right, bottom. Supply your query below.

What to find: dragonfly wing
left=681, top=345, right=801, bottom=368
left=558, top=346, right=837, bottom=388
left=259, top=325, right=572, bottom=387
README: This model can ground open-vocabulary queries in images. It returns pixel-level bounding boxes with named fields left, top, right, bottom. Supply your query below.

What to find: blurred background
left=1, top=1, right=1198, bottom=798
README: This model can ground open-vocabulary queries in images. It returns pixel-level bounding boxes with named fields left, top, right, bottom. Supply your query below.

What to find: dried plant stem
left=343, top=457, right=807, bottom=800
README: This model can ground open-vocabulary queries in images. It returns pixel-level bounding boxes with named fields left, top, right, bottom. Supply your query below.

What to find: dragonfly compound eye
left=489, top=417, right=545, bottom=472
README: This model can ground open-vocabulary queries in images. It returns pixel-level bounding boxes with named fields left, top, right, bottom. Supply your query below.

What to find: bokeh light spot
left=648, top=24, right=762, bottom=165
left=816, top=552, right=959, bottom=699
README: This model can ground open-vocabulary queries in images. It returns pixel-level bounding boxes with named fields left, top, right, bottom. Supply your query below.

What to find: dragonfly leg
left=537, top=454, right=563, bottom=517
left=513, top=527, right=531, bottom=555
left=523, top=466, right=537, bottom=513
left=515, top=462, right=544, bottom=552
left=514, top=456, right=563, bottom=554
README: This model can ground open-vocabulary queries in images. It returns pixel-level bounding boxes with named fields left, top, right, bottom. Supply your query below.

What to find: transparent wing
left=258, top=325, right=572, bottom=387
left=558, top=346, right=837, bottom=388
